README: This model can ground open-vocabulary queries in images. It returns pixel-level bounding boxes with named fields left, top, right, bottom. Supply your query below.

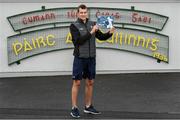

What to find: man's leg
left=71, top=80, right=81, bottom=118
left=72, top=80, right=81, bottom=108
left=85, top=58, right=95, bottom=107
left=84, top=58, right=100, bottom=114
left=71, top=56, right=82, bottom=108
left=84, top=79, right=100, bottom=114
left=85, top=79, right=94, bottom=106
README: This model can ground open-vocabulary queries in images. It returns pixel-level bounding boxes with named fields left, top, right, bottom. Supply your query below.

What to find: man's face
left=77, top=8, right=88, bottom=21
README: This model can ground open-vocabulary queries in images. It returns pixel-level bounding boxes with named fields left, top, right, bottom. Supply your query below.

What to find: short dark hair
left=77, top=4, right=87, bottom=12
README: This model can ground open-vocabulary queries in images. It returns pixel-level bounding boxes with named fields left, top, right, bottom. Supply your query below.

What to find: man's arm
left=70, top=24, right=92, bottom=45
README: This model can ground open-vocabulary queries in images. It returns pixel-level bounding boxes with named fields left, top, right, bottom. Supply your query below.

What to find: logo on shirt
left=79, top=28, right=84, bottom=30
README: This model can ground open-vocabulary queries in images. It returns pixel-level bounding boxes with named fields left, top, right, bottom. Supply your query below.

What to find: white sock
left=86, top=105, right=90, bottom=108
left=72, top=106, right=78, bottom=109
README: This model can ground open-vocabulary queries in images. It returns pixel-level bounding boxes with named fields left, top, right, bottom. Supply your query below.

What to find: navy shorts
left=72, top=57, right=96, bottom=80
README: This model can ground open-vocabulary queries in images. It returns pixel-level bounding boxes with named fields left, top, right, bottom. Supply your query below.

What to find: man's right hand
left=90, top=25, right=99, bottom=34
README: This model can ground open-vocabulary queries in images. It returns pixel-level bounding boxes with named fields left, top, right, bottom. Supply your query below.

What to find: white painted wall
left=0, top=2, right=180, bottom=77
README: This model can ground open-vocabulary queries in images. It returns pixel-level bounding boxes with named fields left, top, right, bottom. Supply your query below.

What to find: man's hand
left=90, top=25, right=99, bottom=34
left=109, top=26, right=115, bottom=34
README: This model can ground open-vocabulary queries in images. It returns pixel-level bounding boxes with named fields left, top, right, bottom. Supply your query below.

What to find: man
left=70, top=4, right=115, bottom=118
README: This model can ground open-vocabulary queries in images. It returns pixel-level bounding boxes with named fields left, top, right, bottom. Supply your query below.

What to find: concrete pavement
left=1, top=73, right=180, bottom=119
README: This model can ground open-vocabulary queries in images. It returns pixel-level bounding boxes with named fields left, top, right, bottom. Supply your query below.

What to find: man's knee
left=73, top=80, right=81, bottom=87
left=86, top=80, right=94, bottom=86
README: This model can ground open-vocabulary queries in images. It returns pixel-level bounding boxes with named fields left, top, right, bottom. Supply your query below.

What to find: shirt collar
left=77, top=18, right=89, bottom=24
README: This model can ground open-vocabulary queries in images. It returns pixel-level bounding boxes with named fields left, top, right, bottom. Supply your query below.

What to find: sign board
left=7, top=7, right=168, bottom=31
left=7, top=26, right=169, bottom=65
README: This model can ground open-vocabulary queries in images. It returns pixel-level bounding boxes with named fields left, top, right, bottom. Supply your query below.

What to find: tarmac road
left=1, top=72, right=180, bottom=119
